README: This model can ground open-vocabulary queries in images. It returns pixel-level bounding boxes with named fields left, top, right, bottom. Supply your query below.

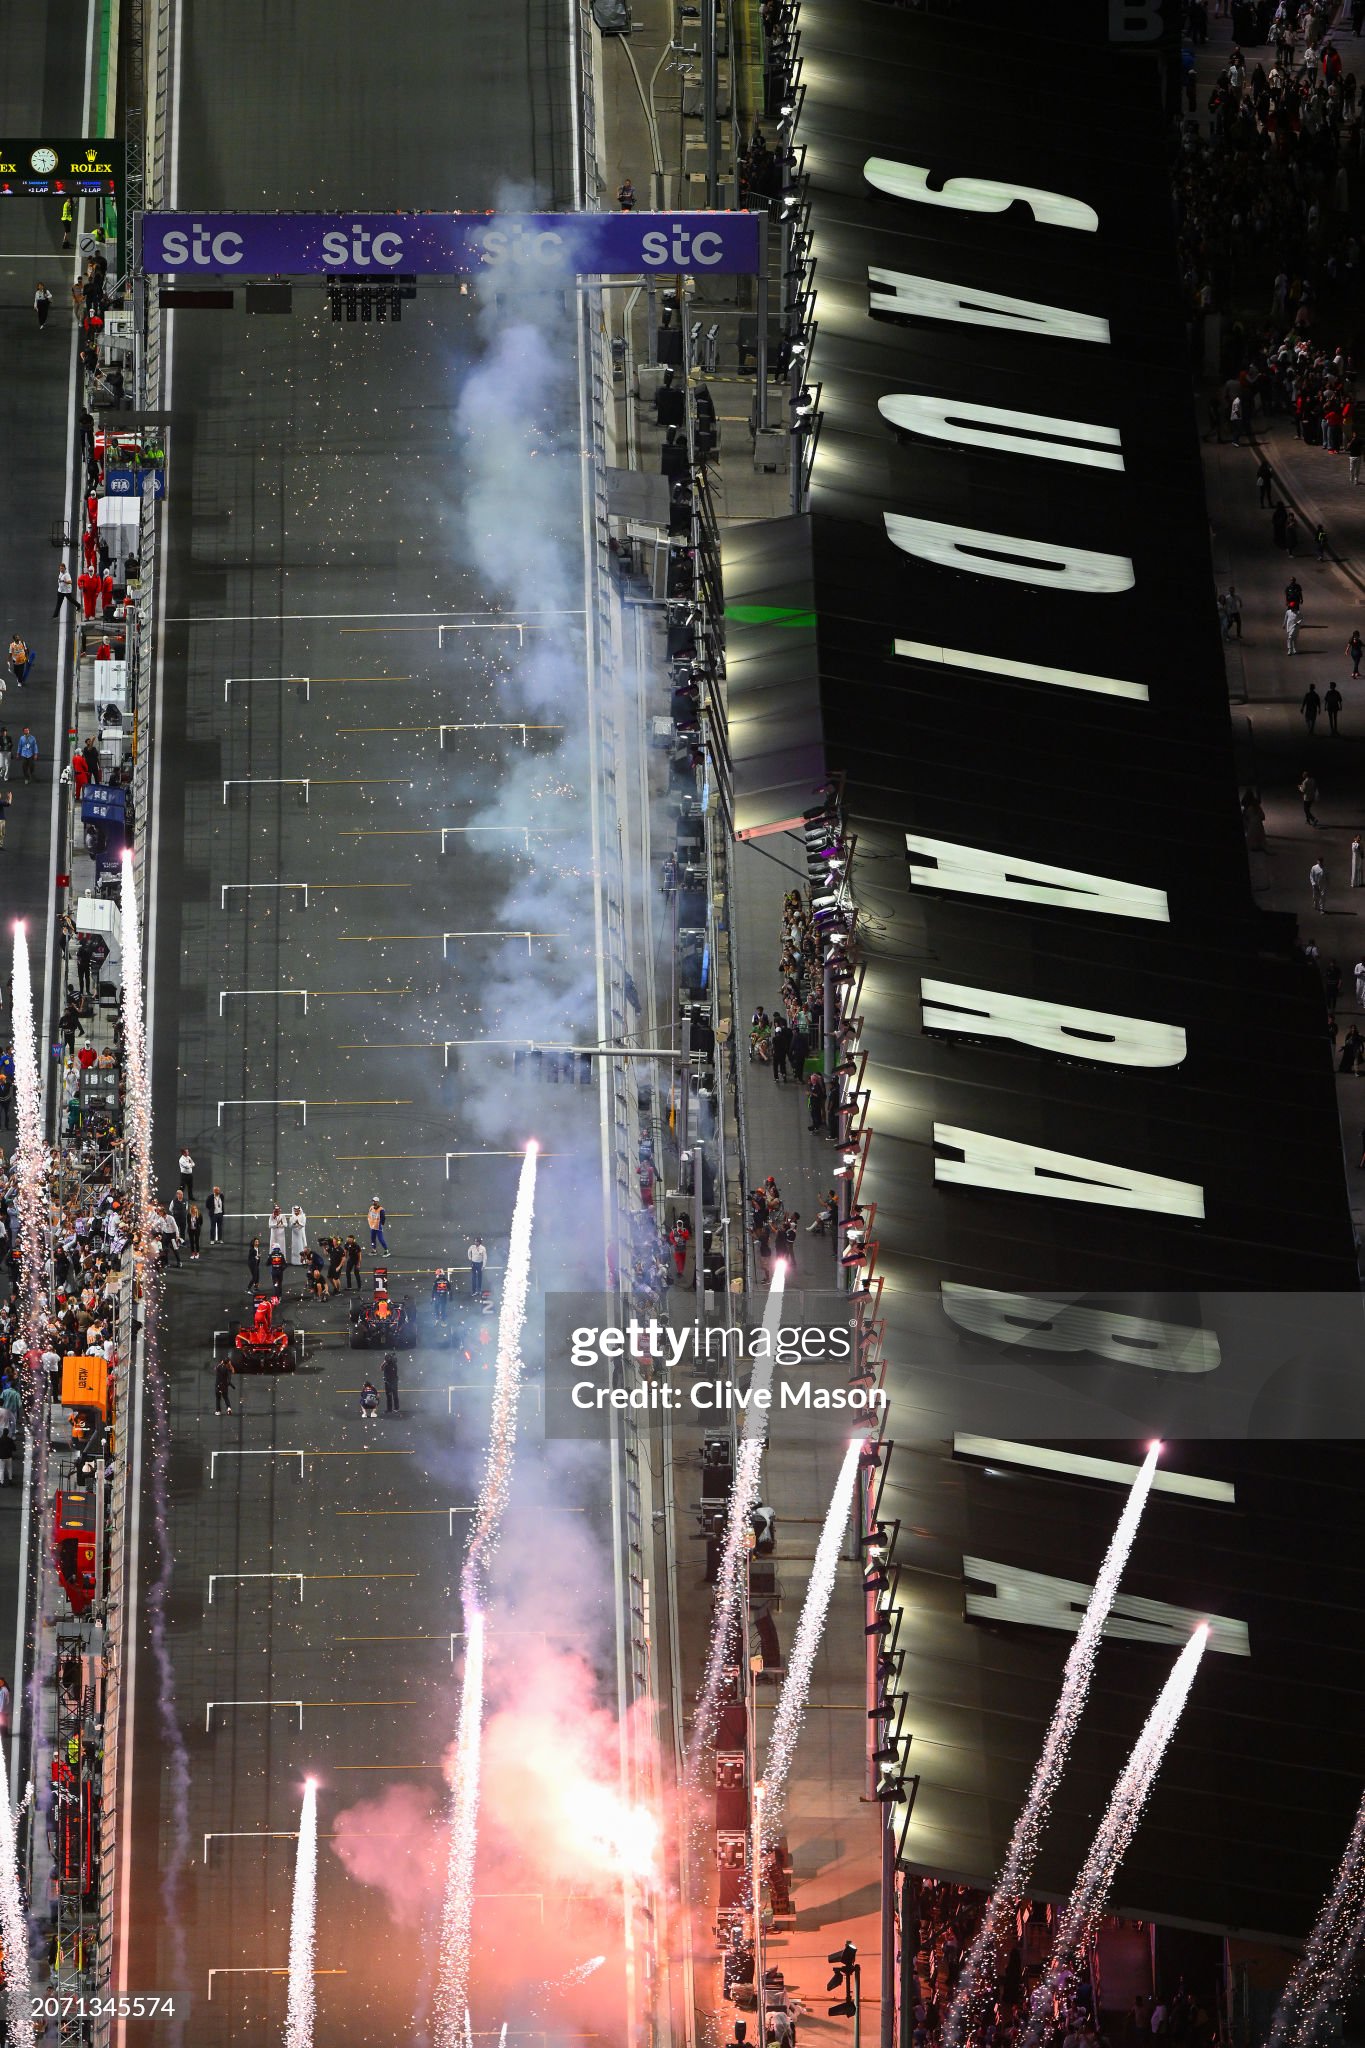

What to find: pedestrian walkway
left=1190, top=6, right=1365, bottom=1262
left=599, top=4, right=884, bottom=2029
left=1206, top=406, right=1365, bottom=1255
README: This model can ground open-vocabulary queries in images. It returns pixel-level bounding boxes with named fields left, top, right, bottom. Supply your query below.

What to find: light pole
left=828, top=1941, right=861, bottom=2048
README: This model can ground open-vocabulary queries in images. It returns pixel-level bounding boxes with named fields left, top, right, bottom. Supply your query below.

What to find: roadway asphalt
left=122, top=2, right=628, bottom=2040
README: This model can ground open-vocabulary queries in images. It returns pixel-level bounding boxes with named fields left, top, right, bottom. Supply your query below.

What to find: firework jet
left=118, top=853, right=190, bottom=2031
left=760, top=1437, right=863, bottom=1854
left=285, top=1780, right=319, bottom=2048
left=1021, top=1626, right=1210, bottom=2048
left=686, top=1265, right=788, bottom=1782
left=1266, top=1784, right=1365, bottom=2048
left=0, top=1764, right=36, bottom=2048
left=944, top=1443, right=1162, bottom=2046
left=10, top=924, right=51, bottom=1359
left=120, top=853, right=153, bottom=1224
left=435, top=1141, right=539, bottom=2044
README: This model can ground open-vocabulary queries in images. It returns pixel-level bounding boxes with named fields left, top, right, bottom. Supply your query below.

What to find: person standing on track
left=367, top=1197, right=388, bottom=1253
left=467, top=1235, right=486, bottom=1296
left=344, top=1233, right=362, bottom=1290
left=208, top=1185, right=225, bottom=1244
left=246, top=1234, right=261, bottom=1294
left=382, top=1350, right=401, bottom=1416
left=178, top=1146, right=195, bottom=1201
left=34, top=283, right=51, bottom=330
left=268, top=1203, right=288, bottom=1262
left=431, top=1268, right=451, bottom=1324
left=288, top=1203, right=308, bottom=1265
left=214, top=1357, right=235, bottom=1414
left=53, top=563, right=75, bottom=617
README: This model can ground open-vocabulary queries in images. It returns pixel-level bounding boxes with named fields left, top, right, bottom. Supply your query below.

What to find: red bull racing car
left=349, top=1267, right=418, bottom=1349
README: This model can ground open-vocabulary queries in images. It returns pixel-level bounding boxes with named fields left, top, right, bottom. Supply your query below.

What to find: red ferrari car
left=233, top=1293, right=297, bottom=1372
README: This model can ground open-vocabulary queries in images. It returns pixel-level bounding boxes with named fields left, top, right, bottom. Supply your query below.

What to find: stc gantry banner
left=140, top=210, right=761, bottom=276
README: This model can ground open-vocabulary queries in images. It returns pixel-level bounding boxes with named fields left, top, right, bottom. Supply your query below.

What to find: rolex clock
left=30, top=146, right=58, bottom=174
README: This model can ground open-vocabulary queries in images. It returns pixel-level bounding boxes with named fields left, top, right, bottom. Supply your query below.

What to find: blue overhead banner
left=141, top=211, right=761, bottom=276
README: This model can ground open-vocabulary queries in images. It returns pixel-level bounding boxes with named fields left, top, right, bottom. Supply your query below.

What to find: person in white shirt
left=178, top=1147, right=195, bottom=1200
left=467, top=1237, right=487, bottom=1295
left=268, top=1204, right=288, bottom=1260
left=53, top=562, right=75, bottom=618
left=288, top=1204, right=308, bottom=1265
left=1310, top=859, right=1328, bottom=912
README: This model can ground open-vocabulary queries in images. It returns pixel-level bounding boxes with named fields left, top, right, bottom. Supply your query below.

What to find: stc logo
left=479, top=220, right=728, bottom=267
left=156, top=224, right=246, bottom=267
left=155, top=222, right=408, bottom=268
left=640, top=224, right=725, bottom=267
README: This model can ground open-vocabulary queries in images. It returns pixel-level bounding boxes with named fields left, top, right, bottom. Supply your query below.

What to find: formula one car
left=233, top=1292, right=297, bottom=1372
left=349, top=1267, right=418, bottom=1349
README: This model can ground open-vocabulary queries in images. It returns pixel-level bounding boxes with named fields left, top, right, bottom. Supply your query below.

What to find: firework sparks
left=0, top=1751, right=37, bottom=2048
left=435, top=1141, right=539, bottom=2046
left=120, top=854, right=153, bottom=1227
left=285, top=1780, right=320, bottom=2048
left=1021, top=1626, right=1210, bottom=2048
left=685, top=1264, right=788, bottom=1784
left=944, top=1443, right=1163, bottom=2047
left=1266, top=1785, right=1365, bottom=2048
left=10, top=923, right=52, bottom=1368
left=760, top=1437, right=863, bottom=1855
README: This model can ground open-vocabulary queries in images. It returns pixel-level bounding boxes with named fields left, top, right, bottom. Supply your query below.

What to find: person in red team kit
left=77, top=571, right=100, bottom=619
left=100, top=572, right=115, bottom=616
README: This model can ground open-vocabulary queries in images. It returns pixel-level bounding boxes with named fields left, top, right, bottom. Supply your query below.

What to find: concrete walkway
left=1190, top=6, right=1365, bottom=1260
left=1204, top=346, right=1365, bottom=1258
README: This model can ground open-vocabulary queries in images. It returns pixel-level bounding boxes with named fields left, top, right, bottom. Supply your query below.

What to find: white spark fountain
left=1021, top=1625, right=1210, bottom=2048
left=10, top=923, right=52, bottom=1363
left=944, top=1443, right=1163, bottom=2047
left=760, top=1436, right=864, bottom=1853
left=120, top=853, right=153, bottom=1224
left=1265, top=1785, right=1365, bottom=2048
left=119, top=855, right=191, bottom=2031
left=0, top=1771, right=36, bottom=2048
left=284, top=1780, right=319, bottom=2048
left=685, top=1264, right=788, bottom=1783
left=435, top=1141, right=539, bottom=2047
